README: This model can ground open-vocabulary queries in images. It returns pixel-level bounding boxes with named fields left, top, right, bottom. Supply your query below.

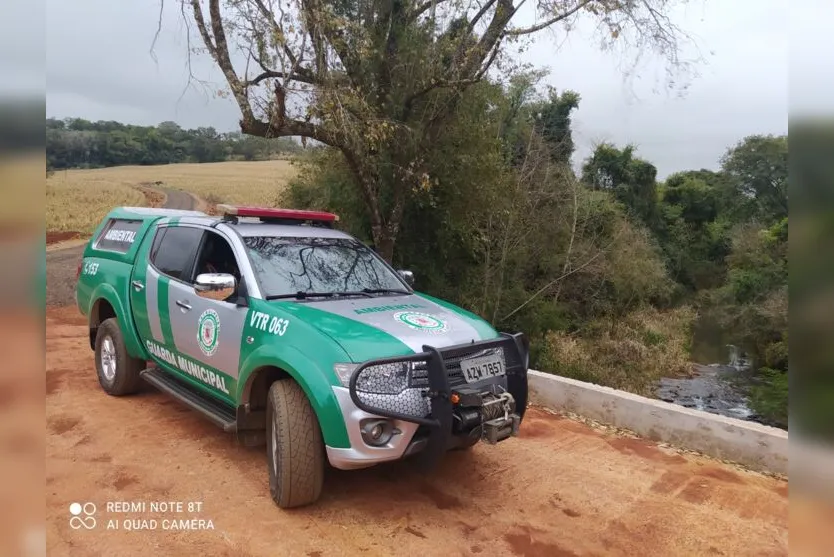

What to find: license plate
left=460, top=353, right=505, bottom=383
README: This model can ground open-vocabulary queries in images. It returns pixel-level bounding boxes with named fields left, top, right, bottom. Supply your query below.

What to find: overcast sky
left=40, top=0, right=827, bottom=178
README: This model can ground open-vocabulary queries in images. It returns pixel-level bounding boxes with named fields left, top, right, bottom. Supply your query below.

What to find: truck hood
left=275, top=293, right=499, bottom=362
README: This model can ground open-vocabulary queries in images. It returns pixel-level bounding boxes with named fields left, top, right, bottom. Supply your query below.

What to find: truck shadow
left=138, top=385, right=489, bottom=512
left=321, top=448, right=480, bottom=509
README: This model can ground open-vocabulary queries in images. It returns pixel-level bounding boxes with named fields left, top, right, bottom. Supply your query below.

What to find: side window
left=192, top=231, right=242, bottom=283
left=94, top=218, right=143, bottom=253
left=149, top=227, right=167, bottom=261
left=150, top=227, right=204, bottom=281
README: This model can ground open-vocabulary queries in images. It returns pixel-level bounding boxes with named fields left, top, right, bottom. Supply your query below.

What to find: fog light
left=360, top=419, right=394, bottom=446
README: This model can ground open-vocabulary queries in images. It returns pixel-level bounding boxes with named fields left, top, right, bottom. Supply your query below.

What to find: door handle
left=176, top=300, right=192, bottom=311
left=131, top=280, right=145, bottom=291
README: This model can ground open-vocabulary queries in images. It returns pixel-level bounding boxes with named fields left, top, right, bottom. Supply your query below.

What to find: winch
left=451, top=387, right=521, bottom=445
left=479, top=391, right=520, bottom=444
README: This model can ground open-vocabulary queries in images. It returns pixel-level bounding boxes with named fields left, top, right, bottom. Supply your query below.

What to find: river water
left=656, top=361, right=754, bottom=421
left=654, top=314, right=759, bottom=423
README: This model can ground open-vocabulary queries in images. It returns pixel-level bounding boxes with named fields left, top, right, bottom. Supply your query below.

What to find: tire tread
left=94, top=317, right=143, bottom=396
left=267, top=380, right=324, bottom=508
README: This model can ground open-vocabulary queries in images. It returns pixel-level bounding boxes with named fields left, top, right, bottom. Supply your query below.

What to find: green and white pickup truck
left=75, top=204, right=529, bottom=508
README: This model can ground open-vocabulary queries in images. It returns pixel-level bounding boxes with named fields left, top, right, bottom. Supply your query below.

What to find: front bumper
left=326, top=386, right=422, bottom=470
left=332, top=332, right=529, bottom=469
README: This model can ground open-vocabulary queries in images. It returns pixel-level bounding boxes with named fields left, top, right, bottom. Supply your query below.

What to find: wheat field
left=46, top=160, right=298, bottom=233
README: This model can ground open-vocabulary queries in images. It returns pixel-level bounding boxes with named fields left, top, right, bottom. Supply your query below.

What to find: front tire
left=94, top=317, right=143, bottom=396
left=266, top=380, right=325, bottom=508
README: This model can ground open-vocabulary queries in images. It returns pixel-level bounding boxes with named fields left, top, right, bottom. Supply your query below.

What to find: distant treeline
left=46, top=117, right=304, bottom=170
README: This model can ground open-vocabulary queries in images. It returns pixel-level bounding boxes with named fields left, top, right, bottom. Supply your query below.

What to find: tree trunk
left=372, top=225, right=397, bottom=264
left=343, top=152, right=406, bottom=265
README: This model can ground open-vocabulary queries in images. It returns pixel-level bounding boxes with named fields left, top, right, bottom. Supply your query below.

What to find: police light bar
left=217, top=204, right=339, bottom=224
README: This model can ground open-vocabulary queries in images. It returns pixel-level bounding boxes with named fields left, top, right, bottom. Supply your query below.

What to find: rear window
left=94, top=219, right=143, bottom=253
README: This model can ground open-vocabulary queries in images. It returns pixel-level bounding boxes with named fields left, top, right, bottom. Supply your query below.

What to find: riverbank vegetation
left=538, top=306, right=696, bottom=396
left=283, top=80, right=788, bottom=427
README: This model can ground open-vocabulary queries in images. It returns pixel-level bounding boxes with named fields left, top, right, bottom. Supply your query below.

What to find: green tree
left=188, top=127, right=227, bottom=162
left=531, top=89, right=580, bottom=166
left=284, top=76, right=672, bottom=356
left=180, top=0, right=696, bottom=261
left=720, top=134, right=788, bottom=224
left=581, top=143, right=659, bottom=228
left=496, top=70, right=550, bottom=166
left=654, top=172, right=731, bottom=291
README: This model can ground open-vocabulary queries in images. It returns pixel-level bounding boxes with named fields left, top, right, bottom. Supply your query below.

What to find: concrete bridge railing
left=527, top=370, right=788, bottom=476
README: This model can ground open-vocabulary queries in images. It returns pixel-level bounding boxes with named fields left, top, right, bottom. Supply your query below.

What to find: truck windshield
left=242, top=236, right=409, bottom=299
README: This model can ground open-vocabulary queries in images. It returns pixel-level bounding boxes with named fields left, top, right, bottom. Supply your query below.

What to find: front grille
left=349, top=334, right=528, bottom=425
left=407, top=362, right=430, bottom=388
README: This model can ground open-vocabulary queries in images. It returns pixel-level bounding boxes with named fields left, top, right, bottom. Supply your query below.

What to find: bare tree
left=176, top=0, right=695, bottom=261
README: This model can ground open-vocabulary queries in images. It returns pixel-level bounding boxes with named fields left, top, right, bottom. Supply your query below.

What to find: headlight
left=333, top=363, right=359, bottom=387
left=333, top=361, right=413, bottom=394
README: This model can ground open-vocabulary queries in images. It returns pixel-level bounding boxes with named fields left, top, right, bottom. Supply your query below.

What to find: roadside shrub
left=538, top=306, right=695, bottom=396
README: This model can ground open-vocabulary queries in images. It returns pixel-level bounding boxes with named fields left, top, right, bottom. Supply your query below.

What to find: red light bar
left=217, top=204, right=339, bottom=223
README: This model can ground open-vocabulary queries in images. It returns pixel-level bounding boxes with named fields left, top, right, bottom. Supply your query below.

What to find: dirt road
left=44, top=305, right=788, bottom=556
left=45, top=188, right=200, bottom=306
left=159, top=188, right=199, bottom=211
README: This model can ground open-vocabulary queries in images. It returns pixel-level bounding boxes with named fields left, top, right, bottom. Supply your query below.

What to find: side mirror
left=397, top=269, right=415, bottom=287
left=194, top=273, right=236, bottom=301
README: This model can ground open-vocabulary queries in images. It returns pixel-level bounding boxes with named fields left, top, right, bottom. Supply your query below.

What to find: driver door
left=165, top=228, right=248, bottom=403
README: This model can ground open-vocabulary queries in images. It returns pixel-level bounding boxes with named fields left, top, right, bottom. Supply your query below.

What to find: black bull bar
left=348, top=332, right=530, bottom=467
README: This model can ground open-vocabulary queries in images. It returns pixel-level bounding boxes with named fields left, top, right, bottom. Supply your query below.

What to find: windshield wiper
left=361, top=288, right=411, bottom=295
left=266, top=290, right=376, bottom=300
left=266, top=291, right=337, bottom=300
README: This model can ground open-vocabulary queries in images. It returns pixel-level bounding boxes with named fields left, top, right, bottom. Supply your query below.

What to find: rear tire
left=266, top=380, right=325, bottom=508
left=94, top=317, right=143, bottom=396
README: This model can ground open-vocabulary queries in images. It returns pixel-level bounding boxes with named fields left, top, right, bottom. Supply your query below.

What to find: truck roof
left=212, top=205, right=350, bottom=239
left=99, top=206, right=353, bottom=243
left=231, top=221, right=353, bottom=239
left=118, top=207, right=207, bottom=217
